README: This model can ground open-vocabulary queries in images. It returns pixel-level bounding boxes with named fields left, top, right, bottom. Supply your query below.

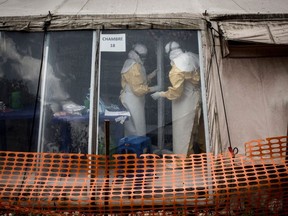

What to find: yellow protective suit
left=160, top=61, right=201, bottom=155
left=120, top=60, right=151, bottom=136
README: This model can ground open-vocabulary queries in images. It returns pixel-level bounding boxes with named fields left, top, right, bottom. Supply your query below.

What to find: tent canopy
left=0, top=0, right=287, bottom=31
left=0, top=0, right=287, bottom=18
left=0, top=0, right=287, bottom=32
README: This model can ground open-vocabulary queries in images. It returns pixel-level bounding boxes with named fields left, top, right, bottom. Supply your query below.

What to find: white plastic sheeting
left=220, top=57, right=288, bottom=154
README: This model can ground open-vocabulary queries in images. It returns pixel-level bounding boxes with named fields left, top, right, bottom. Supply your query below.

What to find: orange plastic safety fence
left=245, top=136, right=287, bottom=161
left=0, top=136, right=287, bottom=215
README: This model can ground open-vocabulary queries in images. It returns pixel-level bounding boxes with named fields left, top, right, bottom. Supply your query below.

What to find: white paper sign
left=100, top=34, right=126, bottom=52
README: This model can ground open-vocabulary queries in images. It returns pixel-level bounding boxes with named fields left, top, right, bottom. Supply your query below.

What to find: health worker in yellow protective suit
left=120, top=44, right=158, bottom=136
left=151, top=41, right=201, bottom=155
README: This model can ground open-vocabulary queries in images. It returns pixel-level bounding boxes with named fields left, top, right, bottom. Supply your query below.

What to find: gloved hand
left=147, top=69, right=158, bottom=81
left=151, top=91, right=163, bottom=100
left=149, top=85, right=160, bottom=93
left=62, top=101, right=86, bottom=115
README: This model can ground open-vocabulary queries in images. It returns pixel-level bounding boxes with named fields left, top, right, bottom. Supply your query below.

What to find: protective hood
left=172, top=52, right=199, bottom=72
left=121, top=50, right=143, bottom=74
left=133, top=44, right=147, bottom=56
left=165, top=41, right=180, bottom=54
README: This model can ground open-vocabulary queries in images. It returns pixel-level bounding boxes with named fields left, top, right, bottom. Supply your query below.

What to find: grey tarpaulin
left=219, top=21, right=288, bottom=44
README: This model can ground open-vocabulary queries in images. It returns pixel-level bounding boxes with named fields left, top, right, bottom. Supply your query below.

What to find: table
left=52, top=112, right=129, bottom=154
left=0, top=107, right=129, bottom=153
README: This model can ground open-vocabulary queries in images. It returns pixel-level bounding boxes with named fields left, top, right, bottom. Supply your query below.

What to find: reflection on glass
left=0, top=32, right=44, bottom=152
left=38, top=31, right=94, bottom=154
left=99, top=30, right=206, bottom=156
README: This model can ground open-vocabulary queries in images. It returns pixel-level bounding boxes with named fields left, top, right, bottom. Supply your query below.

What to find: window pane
left=98, top=30, right=205, bottom=156
left=39, top=31, right=94, bottom=153
left=0, top=32, right=44, bottom=152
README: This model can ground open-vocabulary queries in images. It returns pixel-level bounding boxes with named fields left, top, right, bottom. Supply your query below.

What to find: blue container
left=117, top=135, right=151, bottom=157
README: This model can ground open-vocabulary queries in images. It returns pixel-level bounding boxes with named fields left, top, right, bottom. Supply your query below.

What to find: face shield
left=133, top=44, right=147, bottom=62
left=138, top=53, right=147, bottom=62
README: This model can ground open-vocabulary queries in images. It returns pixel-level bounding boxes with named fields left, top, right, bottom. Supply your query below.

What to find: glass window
left=0, top=29, right=205, bottom=156
left=0, top=32, right=44, bottom=152
left=38, top=31, right=95, bottom=154
left=98, top=30, right=205, bottom=156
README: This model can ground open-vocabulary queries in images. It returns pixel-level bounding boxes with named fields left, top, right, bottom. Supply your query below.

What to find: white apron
left=120, top=53, right=147, bottom=136
left=170, top=51, right=200, bottom=155
left=172, top=82, right=200, bottom=154
left=121, top=84, right=146, bottom=136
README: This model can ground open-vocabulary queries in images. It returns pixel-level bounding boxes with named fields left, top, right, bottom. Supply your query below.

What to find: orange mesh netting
left=0, top=136, right=287, bottom=215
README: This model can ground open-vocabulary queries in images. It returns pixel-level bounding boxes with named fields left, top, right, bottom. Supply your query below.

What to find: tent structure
left=0, top=0, right=287, bottom=155
left=0, top=0, right=288, bottom=215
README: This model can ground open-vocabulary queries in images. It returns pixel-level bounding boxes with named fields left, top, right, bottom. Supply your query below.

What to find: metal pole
left=88, top=30, right=98, bottom=155
left=157, top=38, right=165, bottom=150
left=37, top=33, right=50, bottom=153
